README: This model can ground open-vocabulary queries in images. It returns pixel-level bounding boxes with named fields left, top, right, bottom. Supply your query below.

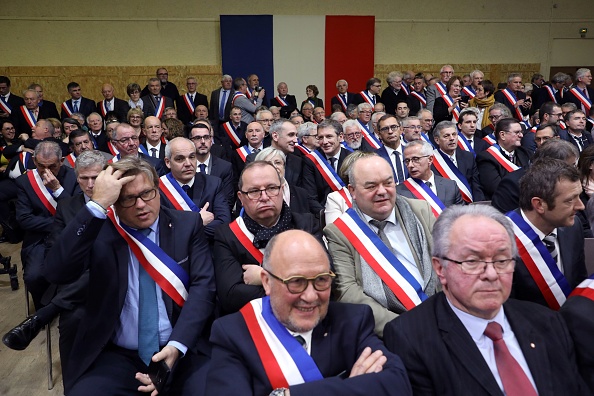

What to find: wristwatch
left=269, top=388, right=288, bottom=396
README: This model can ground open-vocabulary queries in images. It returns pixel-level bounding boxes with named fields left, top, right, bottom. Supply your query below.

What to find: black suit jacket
left=96, top=97, right=130, bottom=122
left=432, top=148, right=485, bottom=201
left=245, top=151, right=303, bottom=187
left=159, top=172, right=231, bottom=241
left=560, top=129, right=594, bottom=152
left=138, top=152, right=167, bottom=176
left=490, top=168, right=526, bottom=213
left=494, top=89, right=529, bottom=121
left=476, top=146, right=530, bottom=199
left=510, top=208, right=587, bottom=307
left=142, top=142, right=166, bottom=160
left=384, top=292, right=590, bottom=396
left=562, top=86, right=594, bottom=110
left=13, top=104, right=57, bottom=135
left=212, top=212, right=320, bottom=314
left=141, top=95, right=175, bottom=118
left=207, top=302, right=411, bottom=396
left=38, top=100, right=60, bottom=120
left=381, top=87, right=408, bottom=115
left=352, top=91, right=381, bottom=106
left=407, top=92, right=426, bottom=116
left=269, top=94, right=297, bottom=115
left=176, top=92, right=209, bottom=125
left=141, top=82, right=180, bottom=102
left=301, top=147, right=350, bottom=210
left=60, top=97, right=96, bottom=120
left=44, top=206, right=215, bottom=389
left=209, top=88, right=234, bottom=123
left=433, top=96, right=456, bottom=124
left=330, top=92, right=356, bottom=112
left=396, top=175, right=463, bottom=207
left=208, top=154, right=236, bottom=211
left=2, top=93, right=25, bottom=121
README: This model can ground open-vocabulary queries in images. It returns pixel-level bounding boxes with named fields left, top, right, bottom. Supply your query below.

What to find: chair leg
left=46, top=324, right=53, bottom=390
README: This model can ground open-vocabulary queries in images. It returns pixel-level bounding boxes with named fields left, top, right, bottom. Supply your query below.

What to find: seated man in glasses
left=207, top=229, right=411, bottom=396
left=384, top=204, right=589, bottom=395
left=108, top=122, right=166, bottom=176
left=213, top=161, right=320, bottom=315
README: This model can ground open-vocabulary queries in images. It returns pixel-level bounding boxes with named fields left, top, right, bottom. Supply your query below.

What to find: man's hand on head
left=91, top=166, right=136, bottom=209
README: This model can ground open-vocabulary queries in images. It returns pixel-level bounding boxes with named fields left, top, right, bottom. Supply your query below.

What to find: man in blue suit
left=375, top=114, right=407, bottom=183
left=207, top=229, right=411, bottom=396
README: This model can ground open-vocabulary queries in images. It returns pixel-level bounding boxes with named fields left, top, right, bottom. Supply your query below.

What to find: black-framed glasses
left=112, top=136, right=139, bottom=145
left=266, top=270, right=336, bottom=294
left=118, top=188, right=157, bottom=208
left=379, top=124, right=401, bottom=133
left=437, top=256, right=516, bottom=275
left=403, top=155, right=431, bottom=165
left=190, top=135, right=212, bottom=142
left=239, top=185, right=282, bottom=200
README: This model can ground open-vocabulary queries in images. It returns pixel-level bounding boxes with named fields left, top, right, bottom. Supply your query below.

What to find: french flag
left=220, top=15, right=375, bottom=108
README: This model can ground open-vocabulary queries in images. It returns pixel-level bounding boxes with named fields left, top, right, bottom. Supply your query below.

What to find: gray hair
left=433, top=121, right=458, bottom=139
left=164, top=137, right=195, bottom=160
left=400, top=116, right=420, bottom=128
left=575, top=68, right=591, bottom=82
left=34, top=140, right=61, bottom=160
left=404, top=140, right=433, bottom=156
left=256, top=110, right=273, bottom=121
left=489, top=103, right=512, bottom=118
left=371, top=112, right=386, bottom=124
left=255, top=147, right=286, bottom=164
left=75, top=150, right=107, bottom=175
left=86, top=112, right=102, bottom=123
left=269, top=119, right=291, bottom=137
left=432, top=205, right=517, bottom=261
left=346, top=152, right=380, bottom=187
left=342, top=119, right=360, bottom=133
left=111, top=123, right=135, bottom=140
left=357, top=102, right=372, bottom=112
left=470, top=70, right=484, bottom=79
left=440, top=65, right=454, bottom=73
left=551, top=72, right=569, bottom=84
left=318, top=119, right=343, bottom=136
left=335, top=79, right=348, bottom=88
left=298, top=122, right=317, bottom=139
left=386, top=71, right=403, bottom=84
left=507, top=73, right=522, bottom=83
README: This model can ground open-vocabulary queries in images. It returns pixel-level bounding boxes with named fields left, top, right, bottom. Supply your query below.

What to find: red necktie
left=484, top=322, right=537, bottom=396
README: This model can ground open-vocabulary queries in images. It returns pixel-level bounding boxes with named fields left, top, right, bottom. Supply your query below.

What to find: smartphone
left=460, top=96, right=470, bottom=104
left=148, top=359, right=171, bottom=394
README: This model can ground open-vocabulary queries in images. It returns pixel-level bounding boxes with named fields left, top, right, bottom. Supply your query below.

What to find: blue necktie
left=199, top=163, right=206, bottom=174
left=219, top=90, right=228, bottom=119
left=73, top=100, right=79, bottom=113
left=138, top=228, right=159, bottom=365
left=393, top=151, right=405, bottom=183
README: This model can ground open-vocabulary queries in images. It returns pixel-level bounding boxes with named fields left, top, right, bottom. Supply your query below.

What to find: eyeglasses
left=422, top=119, right=435, bottom=124
left=2, top=126, right=15, bottom=131
left=505, top=130, right=523, bottom=136
left=438, top=256, right=516, bottom=275
left=239, top=185, right=282, bottom=200
left=259, top=119, right=274, bottom=123
left=118, top=188, right=157, bottom=208
left=379, top=124, right=401, bottom=133
left=403, top=125, right=423, bottom=130
left=266, top=270, right=336, bottom=294
left=403, top=155, right=431, bottom=165
left=112, top=136, right=139, bottom=145
left=190, top=135, right=212, bottom=142
left=343, top=132, right=361, bottom=139
left=488, top=114, right=503, bottom=121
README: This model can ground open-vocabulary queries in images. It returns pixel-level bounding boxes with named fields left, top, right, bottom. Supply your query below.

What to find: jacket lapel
left=193, top=173, right=206, bottom=206
left=310, top=316, right=332, bottom=376
left=158, top=211, right=176, bottom=317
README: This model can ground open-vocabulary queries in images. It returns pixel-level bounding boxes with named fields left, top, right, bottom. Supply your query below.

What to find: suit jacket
left=176, top=92, right=209, bottom=125
left=213, top=212, right=320, bottom=314
left=140, top=95, right=175, bottom=118
left=301, top=147, right=350, bottom=211
left=209, top=88, right=235, bottom=123
left=142, top=142, right=166, bottom=160
left=137, top=152, right=167, bottom=176
left=476, top=145, right=530, bottom=199
left=323, top=196, right=437, bottom=336
left=407, top=92, right=426, bottom=116
left=96, top=97, right=129, bottom=122
left=376, top=145, right=407, bottom=183
left=159, top=172, right=231, bottom=241
left=396, top=174, right=463, bottom=207
left=330, top=92, right=356, bottom=112
left=490, top=168, right=526, bottom=213
left=432, top=148, right=485, bottom=201
left=141, top=82, right=180, bottom=102
left=37, top=99, right=60, bottom=120
left=44, top=206, right=215, bottom=389
left=208, top=154, right=236, bottom=211
left=510, top=208, right=587, bottom=307
left=2, top=93, right=25, bottom=121
left=494, top=89, right=529, bottom=121
left=206, top=302, right=412, bottom=396
left=560, top=129, right=594, bottom=152
left=301, top=97, right=324, bottom=111
left=433, top=96, right=456, bottom=124
left=15, top=165, right=79, bottom=248
left=381, top=87, right=408, bottom=116
left=426, top=83, right=444, bottom=112
left=60, top=97, right=96, bottom=120
left=269, top=94, right=297, bottom=112
left=562, top=86, right=594, bottom=111
left=384, top=292, right=590, bottom=396
left=560, top=295, right=594, bottom=393
left=13, top=105, right=57, bottom=135
left=352, top=91, right=381, bottom=106
left=532, top=84, right=560, bottom=111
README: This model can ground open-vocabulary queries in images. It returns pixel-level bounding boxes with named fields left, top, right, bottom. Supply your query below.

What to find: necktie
left=138, top=228, right=159, bottom=366
left=328, top=157, right=337, bottom=171
left=155, top=96, right=160, bottom=103
left=484, top=322, right=537, bottom=396
left=219, top=90, right=228, bottom=119
left=543, top=234, right=558, bottom=263
left=0, top=95, right=5, bottom=102
left=182, top=184, right=192, bottom=199
left=294, top=335, right=306, bottom=350
left=508, top=152, right=515, bottom=164
left=368, top=220, right=401, bottom=311
left=425, top=181, right=432, bottom=189
left=150, top=148, right=157, bottom=158
left=106, top=100, right=111, bottom=111
left=73, top=100, right=79, bottom=112
left=191, top=94, right=195, bottom=103
left=253, top=148, right=260, bottom=153
left=341, top=94, right=347, bottom=103
left=584, top=88, right=589, bottom=98
left=199, top=163, right=206, bottom=174
left=573, top=135, right=584, bottom=152
left=393, top=151, right=405, bottom=183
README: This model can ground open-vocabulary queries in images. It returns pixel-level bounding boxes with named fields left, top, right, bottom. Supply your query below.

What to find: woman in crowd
left=61, top=117, right=82, bottom=145
left=127, top=82, right=143, bottom=110
left=127, top=107, right=144, bottom=136
left=162, top=117, right=185, bottom=140
left=433, top=75, right=468, bottom=124
left=469, top=80, right=496, bottom=129
left=301, top=84, right=324, bottom=111
left=0, top=120, right=18, bottom=174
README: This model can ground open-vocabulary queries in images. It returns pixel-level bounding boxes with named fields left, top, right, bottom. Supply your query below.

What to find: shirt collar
left=175, top=175, right=195, bottom=189
left=447, top=297, right=507, bottom=342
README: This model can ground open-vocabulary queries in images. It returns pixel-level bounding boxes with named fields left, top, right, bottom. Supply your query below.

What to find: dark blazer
left=43, top=206, right=215, bottom=390
left=396, top=175, right=463, bottom=207
left=2, top=93, right=25, bottom=120
left=301, top=147, right=350, bottom=210
left=159, top=172, right=231, bottom=241
left=208, top=154, right=236, bottom=211
left=214, top=121, right=249, bottom=155
left=96, top=98, right=129, bottom=122
left=510, top=208, right=587, bottom=307
left=207, top=302, right=411, bottom=396
left=141, top=82, right=180, bottom=102
left=13, top=105, right=57, bottom=135
left=560, top=295, right=594, bottom=393
left=494, top=89, right=529, bottom=121
left=269, top=94, right=297, bottom=111
left=381, top=87, right=408, bottom=116
left=38, top=100, right=60, bottom=120
left=476, top=145, right=530, bottom=199
left=376, top=145, right=407, bottom=183
left=142, top=142, right=166, bottom=160
left=138, top=152, right=167, bottom=176
left=209, top=88, right=234, bottom=123
left=562, top=86, right=594, bottom=110
left=433, top=96, right=456, bottom=124
left=407, top=92, right=426, bottom=116
left=301, top=97, right=324, bottom=111
left=213, top=212, right=320, bottom=314
left=289, top=184, right=315, bottom=215
left=140, top=95, right=175, bottom=118
left=330, top=92, right=356, bottom=112
left=245, top=151, right=303, bottom=187
left=60, top=97, right=96, bottom=120
left=384, top=292, right=590, bottom=396
left=176, top=92, right=209, bottom=125
left=432, top=148, right=485, bottom=201
left=531, top=84, right=560, bottom=111
left=490, top=168, right=526, bottom=213
left=352, top=91, right=381, bottom=106
left=88, top=130, right=110, bottom=154
left=560, top=129, right=594, bottom=152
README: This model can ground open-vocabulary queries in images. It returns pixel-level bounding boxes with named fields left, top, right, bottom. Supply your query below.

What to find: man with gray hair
left=176, top=76, right=208, bottom=125
left=209, top=74, right=234, bottom=125
left=331, top=79, right=355, bottom=112
left=427, top=65, right=454, bottom=112
left=462, top=69, right=484, bottom=99
left=109, top=122, right=165, bottom=175
left=296, top=121, right=319, bottom=155
left=494, top=73, right=530, bottom=123
left=382, top=71, right=408, bottom=116
left=354, top=102, right=382, bottom=150
left=482, top=102, right=513, bottom=140
left=269, top=82, right=297, bottom=116
left=397, top=140, right=463, bottom=210
left=532, top=72, right=569, bottom=110
left=324, top=153, right=437, bottom=336
left=232, top=77, right=264, bottom=124
left=563, top=68, right=593, bottom=113
left=141, top=77, right=175, bottom=118
left=384, top=204, right=589, bottom=395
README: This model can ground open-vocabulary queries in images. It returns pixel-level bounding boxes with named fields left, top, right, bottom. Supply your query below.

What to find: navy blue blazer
left=176, top=92, right=209, bottom=125
left=208, top=154, right=236, bottom=211
left=301, top=147, right=350, bottom=211
left=140, top=95, right=175, bottom=118
left=330, top=92, right=356, bottom=112
left=60, top=97, right=96, bottom=120
left=375, top=145, right=407, bottom=183
left=431, top=148, right=485, bottom=201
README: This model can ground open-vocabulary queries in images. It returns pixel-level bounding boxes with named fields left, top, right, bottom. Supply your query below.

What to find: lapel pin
left=324, top=332, right=328, bottom=337
left=530, top=343, right=535, bottom=349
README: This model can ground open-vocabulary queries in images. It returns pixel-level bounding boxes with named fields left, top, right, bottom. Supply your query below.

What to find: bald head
left=101, top=83, right=115, bottom=100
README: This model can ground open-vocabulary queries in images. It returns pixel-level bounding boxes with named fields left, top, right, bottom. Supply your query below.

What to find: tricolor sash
left=0, top=97, right=12, bottom=114
left=236, top=145, right=252, bottom=162
left=154, top=98, right=165, bottom=118
left=246, top=89, right=253, bottom=100
left=442, top=94, right=461, bottom=122
left=106, top=209, right=189, bottom=306
left=544, top=85, right=557, bottom=103
left=61, top=101, right=73, bottom=117
left=229, top=217, right=264, bottom=263
left=462, top=86, right=476, bottom=98
left=401, top=83, right=410, bottom=96
left=222, top=122, right=242, bottom=147
left=232, top=92, right=247, bottom=106
left=483, top=133, right=496, bottom=146
left=65, top=153, right=76, bottom=168
left=410, top=91, right=426, bottom=107
left=107, top=141, right=119, bottom=156
left=435, top=82, right=447, bottom=98
left=356, top=119, right=381, bottom=149
left=486, top=144, right=519, bottom=172
left=274, top=96, right=288, bottom=107
left=159, top=173, right=199, bottom=212
left=306, top=150, right=352, bottom=208
left=307, top=99, right=315, bottom=107
left=420, top=133, right=433, bottom=147
left=295, top=143, right=311, bottom=156
left=402, top=178, right=446, bottom=218
left=501, top=88, right=524, bottom=121
left=358, top=90, right=375, bottom=106
left=340, top=142, right=353, bottom=152
left=559, top=120, right=567, bottom=130
left=138, top=144, right=149, bottom=156
left=457, top=134, right=476, bottom=156
left=20, top=106, right=37, bottom=129
left=182, top=93, right=196, bottom=115
left=27, top=169, right=57, bottom=215
left=335, top=94, right=348, bottom=111
left=98, top=101, right=108, bottom=117
left=333, top=208, right=428, bottom=309
left=570, top=87, right=592, bottom=112
left=240, top=297, right=323, bottom=389
left=507, top=211, right=571, bottom=310
left=568, top=274, right=594, bottom=301
left=432, top=150, right=473, bottom=203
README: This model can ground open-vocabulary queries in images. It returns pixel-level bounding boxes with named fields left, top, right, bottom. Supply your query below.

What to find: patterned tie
left=368, top=220, right=401, bottom=311
left=393, top=151, right=405, bottom=183
left=199, top=163, right=206, bottom=174
left=73, top=100, right=79, bottom=113
left=484, top=322, right=537, bottom=396
left=341, top=94, right=347, bottom=104
left=219, top=90, right=228, bottom=119
left=508, top=152, right=515, bottom=164
left=543, top=234, right=558, bottom=263
left=328, top=157, right=337, bottom=171
left=138, top=228, right=159, bottom=366
left=106, top=100, right=111, bottom=111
